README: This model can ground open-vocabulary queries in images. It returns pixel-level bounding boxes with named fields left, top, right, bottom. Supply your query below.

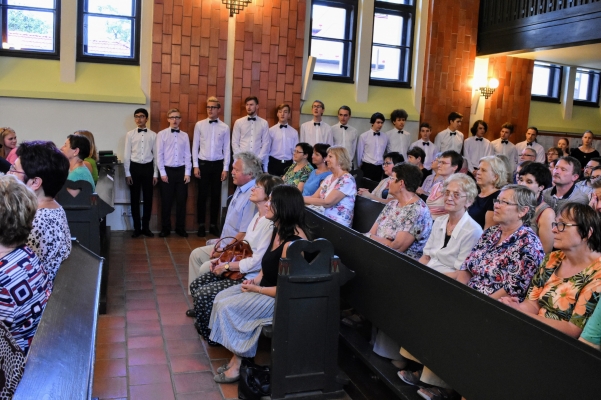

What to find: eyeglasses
left=134, top=115, right=146, bottom=119
left=444, top=190, right=467, bottom=200
left=493, top=198, right=518, bottom=207
left=252, top=185, right=264, bottom=190
left=520, top=153, right=535, bottom=158
left=8, top=165, right=26, bottom=176
left=438, top=161, right=451, bottom=166
left=382, top=162, right=393, bottom=166
left=206, top=106, right=219, bottom=110
left=584, top=165, right=595, bottom=170
left=551, top=222, right=579, bottom=232
left=168, top=116, right=181, bottom=120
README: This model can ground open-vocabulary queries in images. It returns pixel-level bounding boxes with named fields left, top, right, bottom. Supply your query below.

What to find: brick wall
left=420, top=0, right=480, bottom=137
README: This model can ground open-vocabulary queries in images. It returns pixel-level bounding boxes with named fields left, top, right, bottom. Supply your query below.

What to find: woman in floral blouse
left=365, top=162, right=432, bottom=260
left=282, top=142, right=313, bottom=193
left=501, top=203, right=601, bottom=339
left=304, top=146, right=356, bottom=227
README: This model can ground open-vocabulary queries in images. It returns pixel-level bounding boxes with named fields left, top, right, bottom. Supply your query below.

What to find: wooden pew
left=305, top=207, right=601, bottom=399
left=14, top=240, right=103, bottom=399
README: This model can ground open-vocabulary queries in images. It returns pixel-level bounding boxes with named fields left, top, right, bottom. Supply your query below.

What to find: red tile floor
left=92, top=231, right=259, bottom=400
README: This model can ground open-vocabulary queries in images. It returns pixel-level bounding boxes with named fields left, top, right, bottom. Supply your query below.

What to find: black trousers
left=197, top=159, right=223, bottom=226
left=268, top=156, right=293, bottom=177
left=129, top=161, right=154, bottom=231
left=361, top=161, right=383, bottom=182
left=161, top=166, right=187, bottom=231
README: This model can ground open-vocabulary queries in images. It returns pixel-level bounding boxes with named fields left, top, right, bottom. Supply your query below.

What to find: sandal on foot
left=216, top=363, right=230, bottom=374
left=397, top=369, right=422, bottom=386
left=417, top=387, right=455, bottom=400
left=214, top=372, right=239, bottom=383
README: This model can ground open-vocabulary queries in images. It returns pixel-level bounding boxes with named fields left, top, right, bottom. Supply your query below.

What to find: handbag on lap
left=213, top=237, right=253, bottom=280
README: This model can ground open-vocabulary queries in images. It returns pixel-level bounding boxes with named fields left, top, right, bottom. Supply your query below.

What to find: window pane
left=574, top=72, right=589, bottom=101
left=5, top=9, right=54, bottom=51
left=531, top=65, right=551, bottom=96
left=311, top=39, right=344, bottom=75
left=88, top=0, right=134, bottom=17
left=7, top=0, right=54, bottom=8
left=85, top=16, right=133, bottom=57
left=370, top=46, right=400, bottom=80
left=312, top=5, right=346, bottom=40
left=373, top=13, right=404, bottom=46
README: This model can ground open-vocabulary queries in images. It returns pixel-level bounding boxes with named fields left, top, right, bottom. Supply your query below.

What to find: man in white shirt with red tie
left=192, top=96, right=231, bottom=237
left=232, top=95, right=270, bottom=171
left=385, top=109, right=412, bottom=161
left=516, top=126, right=546, bottom=163
left=357, top=112, right=389, bottom=181
left=267, top=103, right=298, bottom=176
left=434, top=111, right=464, bottom=153
left=300, top=100, right=333, bottom=146
left=157, top=108, right=192, bottom=238
left=124, top=108, right=158, bottom=238
left=410, top=122, right=439, bottom=170
left=491, top=122, right=519, bottom=174
left=463, top=119, right=494, bottom=174
left=332, top=105, right=359, bottom=168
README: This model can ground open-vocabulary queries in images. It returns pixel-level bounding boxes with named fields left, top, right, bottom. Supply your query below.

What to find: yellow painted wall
left=0, top=57, right=146, bottom=104
left=528, top=101, right=601, bottom=134
left=300, top=81, right=419, bottom=120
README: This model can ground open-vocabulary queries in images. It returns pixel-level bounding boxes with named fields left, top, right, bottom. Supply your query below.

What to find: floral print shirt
left=461, top=225, right=544, bottom=300
left=283, top=163, right=313, bottom=188
left=527, top=251, right=601, bottom=329
left=374, top=198, right=432, bottom=259
left=319, top=172, right=357, bottom=227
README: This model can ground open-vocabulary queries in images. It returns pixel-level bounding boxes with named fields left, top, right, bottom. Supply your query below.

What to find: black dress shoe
left=159, top=230, right=170, bottom=237
left=197, top=225, right=206, bottom=237
left=186, top=309, right=195, bottom=317
left=131, top=230, right=142, bottom=238
left=176, top=229, right=189, bottom=237
left=209, top=225, right=220, bottom=237
left=142, top=229, right=154, bottom=238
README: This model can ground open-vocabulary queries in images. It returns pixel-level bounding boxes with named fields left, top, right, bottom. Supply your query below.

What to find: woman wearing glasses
left=500, top=203, right=601, bottom=341
left=357, top=151, right=403, bottom=204
left=426, top=150, right=463, bottom=219
left=281, top=143, right=313, bottom=193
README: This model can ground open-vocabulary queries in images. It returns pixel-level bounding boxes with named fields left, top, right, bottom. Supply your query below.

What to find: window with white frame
left=574, top=68, right=600, bottom=107
left=0, top=0, right=60, bottom=58
left=531, top=61, right=562, bottom=102
left=77, top=0, right=141, bottom=64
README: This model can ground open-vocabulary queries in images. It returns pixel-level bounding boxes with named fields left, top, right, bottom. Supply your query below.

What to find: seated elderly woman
left=282, top=142, right=313, bottom=192
left=399, top=184, right=544, bottom=399
left=501, top=203, right=601, bottom=342
left=468, top=155, right=507, bottom=229
left=365, top=162, right=432, bottom=260
left=0, top=175, right=52, bottom=355
left=302, top=143, right=331, bottom=196
left=517, top=162, right=555, bottom=253
left=426, top=150, right=462, bottom=219
left=189, top=174, right=282, bottom=345
left=304, top=145, right=356, bottom=228
left=9, top=141, right=71, bottom=282
left=60, top=134, right=95, bottom=190
left=357, top=152, right=404, bottom=204
left=209, top=185, right=309, bottom=383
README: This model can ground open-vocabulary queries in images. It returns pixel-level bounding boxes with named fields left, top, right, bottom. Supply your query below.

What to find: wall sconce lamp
left=223, top=0, right=252, bottom=17
left=477, top=77, right=499, bottom=99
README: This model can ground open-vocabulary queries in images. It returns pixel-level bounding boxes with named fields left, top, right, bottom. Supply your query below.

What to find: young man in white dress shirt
left=491, top=122, right=519, bottom=174
left=124, top=108, right=157, bottom=238
left=157, top=108, right=192, bottom=238
left=232, top=96, right=270, bottom=171
left=385, top=109, right=411, bottom=161
left=357, top=112, right=389, bottom=181
left=434, top=111, right=464, bottom=153
left=300, top=100, right=333, bottom=146
left=192, top=96, right=231, bottom=237
left=267, top=103, right=298, bottom=176
left=410, top=122, right=439, bottom=170
left=516, top=126, right=545, bottom=163
left=463, top=119, right=494, bottom=174
left=332, top=105, right=359, bottom=168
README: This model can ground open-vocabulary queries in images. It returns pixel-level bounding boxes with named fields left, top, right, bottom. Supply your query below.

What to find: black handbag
left=238, top=358, right=270, bottom=400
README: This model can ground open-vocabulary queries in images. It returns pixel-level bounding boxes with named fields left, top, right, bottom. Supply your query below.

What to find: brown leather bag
left=213, top=237, right=253, bottom=280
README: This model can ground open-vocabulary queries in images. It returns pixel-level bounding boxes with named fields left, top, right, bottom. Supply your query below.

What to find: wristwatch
left=224, top=263, right=230, bottom=271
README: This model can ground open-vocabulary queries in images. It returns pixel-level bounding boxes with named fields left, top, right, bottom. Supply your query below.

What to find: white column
left=561, top=66, right=576, bottom=121
left=222, top=15, right=237, bottom=207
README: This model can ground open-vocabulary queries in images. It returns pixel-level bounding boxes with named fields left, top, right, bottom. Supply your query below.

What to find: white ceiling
left=506, top=42, right=601, bottom=70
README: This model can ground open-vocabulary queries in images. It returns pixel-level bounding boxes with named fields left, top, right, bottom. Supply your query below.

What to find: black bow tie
left=527, top=142, right=533, bottom=146
left=138, top=128, right=147, bottom=133
left=475, top=138, right=483, bottom=141
left=398, top=130, right=403, bottom=134
left=449, top=132, right=457, bottom=136
left=248, top=117, right=256, bottom=121
left=501, top=140, right=508, bottom=144
left=340, top=125, right=348, bottom=130
left=171, top=129, right=180, bottom=133
left=280, top=124, right=287, bottom=129
left=423, top=142, right=429, bottom=146
left=314, top=122, right=320, bottom=126
left=374, top=132, right=380, bottom=136
left=209, top=120, right=218, bottom=124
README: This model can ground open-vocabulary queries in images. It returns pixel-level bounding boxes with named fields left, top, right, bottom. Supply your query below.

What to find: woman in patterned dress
left=282, top=142, right=313, bottom=193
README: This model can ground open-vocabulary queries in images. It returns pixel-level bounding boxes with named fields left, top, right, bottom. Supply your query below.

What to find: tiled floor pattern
left=92, top=232, right=256, bottom=400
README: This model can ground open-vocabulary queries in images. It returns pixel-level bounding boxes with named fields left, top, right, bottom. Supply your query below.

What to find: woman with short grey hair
left=468, top=155, right=508, bottom=229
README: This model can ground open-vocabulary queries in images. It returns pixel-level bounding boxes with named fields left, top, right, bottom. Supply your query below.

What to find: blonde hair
left=0, top=127, right=16, bottom=158
left=74, top=130, right=97, bottom=161
left=167, top=108, right=181, bottom=117
left=207, top=96, right=221, bottom=108
left=327, top=145, right=352, bottom=172
left=479, top=155, right=508, bottom=189
left=0, top=175, right=38, bottom=246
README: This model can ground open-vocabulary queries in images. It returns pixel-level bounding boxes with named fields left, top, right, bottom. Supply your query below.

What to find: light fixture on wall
left=477, top=77, right=499, bottom=99
left=223, top=0, right=252, bottom=17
